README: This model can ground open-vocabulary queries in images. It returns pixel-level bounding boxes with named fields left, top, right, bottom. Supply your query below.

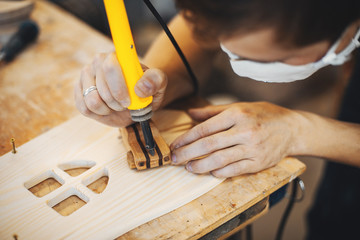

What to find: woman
left=75, top=0, right=360, bottom=238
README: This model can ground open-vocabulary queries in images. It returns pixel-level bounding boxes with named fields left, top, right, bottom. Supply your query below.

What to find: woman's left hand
left=170, top=102, right=300, bottom=178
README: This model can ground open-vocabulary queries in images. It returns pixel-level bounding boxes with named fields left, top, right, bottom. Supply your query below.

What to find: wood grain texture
left=28, top=177, right=62, bottom=197
left=0, top=110, right=224, bottom=240
left=0, top=1, right=114, bottom=155
left=120, top=157, right=305, bottom=240
left=120, top=122, right=171, bottom=170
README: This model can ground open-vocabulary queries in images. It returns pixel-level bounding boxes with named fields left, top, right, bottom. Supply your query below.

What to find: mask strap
left=342, top=27, right=360, bottom=54
left=353, top=27, right=360, bottom=47
left=321, top=36, right=344, bottom=63
left=322, top=27, right=360, bottom=65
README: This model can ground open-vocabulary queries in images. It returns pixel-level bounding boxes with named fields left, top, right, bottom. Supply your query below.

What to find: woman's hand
left=74, top=52, right=167, bottom=127
left=170, top=102, right=299, bottom=178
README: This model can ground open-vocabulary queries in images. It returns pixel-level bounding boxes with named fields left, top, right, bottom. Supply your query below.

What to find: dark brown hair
left=175, top=0, right=360, bottom=48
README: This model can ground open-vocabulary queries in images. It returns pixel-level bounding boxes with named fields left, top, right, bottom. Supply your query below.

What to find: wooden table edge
left=190, top=158, right=306, bottom=239
left=121, top=157, right=306, bottom=239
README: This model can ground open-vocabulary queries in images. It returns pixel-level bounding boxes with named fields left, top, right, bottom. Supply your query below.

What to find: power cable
left=142, top=0, right=199, bottom=95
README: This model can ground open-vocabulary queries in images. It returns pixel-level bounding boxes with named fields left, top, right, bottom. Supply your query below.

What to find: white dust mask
left=220, top=28, right=360, bottom=82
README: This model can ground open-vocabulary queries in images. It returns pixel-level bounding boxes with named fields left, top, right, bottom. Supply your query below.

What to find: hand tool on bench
left=0, top=20, right=39, bottom=63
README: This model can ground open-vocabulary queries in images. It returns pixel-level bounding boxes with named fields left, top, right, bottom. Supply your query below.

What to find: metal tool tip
left=148, top=148, right=155, bottom=156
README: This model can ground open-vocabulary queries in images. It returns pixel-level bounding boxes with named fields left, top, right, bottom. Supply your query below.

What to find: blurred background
left=0, top=0, right=353, bottom=239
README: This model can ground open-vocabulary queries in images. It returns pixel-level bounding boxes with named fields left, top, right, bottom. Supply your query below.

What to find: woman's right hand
left=74, top=52, right=168, bottom=127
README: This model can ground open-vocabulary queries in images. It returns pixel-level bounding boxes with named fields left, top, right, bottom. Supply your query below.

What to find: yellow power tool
left=104, top=0, right=156, bottom=155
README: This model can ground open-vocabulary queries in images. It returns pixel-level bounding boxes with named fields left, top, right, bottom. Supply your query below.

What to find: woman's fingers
left=171, top=128, right=239, bottom=165
left=79, top=52, right=168, bottom=116
left=81, top=64, right=112, bottom=116
left=90, top=109, right=133, bottom=127
left=91, top=53, right=124, bottom=111
left=102, top=52, right=130, bottom=107
left=185, top=145, right=246, bottom=174
left=171, top=109, right=235, bottom=150
left=75, top=50, right=169, bottom=128
left=165, top=102, right=294, bottom=178
left=210, top=159, right=259, bottom=178
left=74, top=77, right=93, bottom=117
left=188, top=105, right=230, bottom=122
left=95, top=67, right=126, bottom=111
left=135, top=68, right=168, bottom=110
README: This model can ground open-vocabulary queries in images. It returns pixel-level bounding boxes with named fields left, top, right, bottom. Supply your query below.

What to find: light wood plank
left=121, top=157, right=305, bottom=239
left=0, top=110, right=224, bottom=239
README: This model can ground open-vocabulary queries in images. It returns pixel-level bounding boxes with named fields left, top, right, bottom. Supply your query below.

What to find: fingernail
left=143, top=80, right=152, bottom=90
left=186, top=162, right=192, bottom=172
left=171, top=154, right=177, bottom=164
left=139, top=80, right=152, bottom=93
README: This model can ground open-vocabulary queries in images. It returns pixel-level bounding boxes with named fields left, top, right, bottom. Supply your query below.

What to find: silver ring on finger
left=83, top=86, right=97, bottom=97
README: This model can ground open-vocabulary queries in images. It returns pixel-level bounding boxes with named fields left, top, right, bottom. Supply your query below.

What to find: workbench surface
left=0, top=2, right=305, bottom=239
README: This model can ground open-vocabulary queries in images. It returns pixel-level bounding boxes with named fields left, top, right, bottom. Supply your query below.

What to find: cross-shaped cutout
left=24, top=160, right=109, bottom=216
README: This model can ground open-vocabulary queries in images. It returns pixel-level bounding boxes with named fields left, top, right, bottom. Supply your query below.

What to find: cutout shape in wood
left=120, top=122, right=171, bottom=170
left=82, top=168, right=109, bottom=194
left=58, top=160, right=96, bottom=177
left=53, top=195, right=87, bottom=216
left=24, top=170, right=64, bottom=198
left=25, top=165, right=108, bottom=217
left=0, top=110, right=224, bottom=239
left=23, top=164, right=108, bottom=217
left=48, top=187, right=89, bottom=216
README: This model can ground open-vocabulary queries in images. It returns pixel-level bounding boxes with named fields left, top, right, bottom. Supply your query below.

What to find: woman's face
left=219, top=23, right=358, bottom=66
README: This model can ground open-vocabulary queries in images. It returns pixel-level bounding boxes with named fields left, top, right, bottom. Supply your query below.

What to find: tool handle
left=103, top=0, right=152, bottom=110
left=0, top=20, right=39, bottom=62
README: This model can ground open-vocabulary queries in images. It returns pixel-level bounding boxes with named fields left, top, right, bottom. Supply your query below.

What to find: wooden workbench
left=0, top=1, right=305, bottom=239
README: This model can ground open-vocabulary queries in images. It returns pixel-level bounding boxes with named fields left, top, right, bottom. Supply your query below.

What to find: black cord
left=142, top=0, right=199, bottom=95
left=275, top=178, right=299, bottom=240
left=246, top=224, right=253, bottom=240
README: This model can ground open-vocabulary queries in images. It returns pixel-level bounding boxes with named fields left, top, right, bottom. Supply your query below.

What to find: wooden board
left=0, top=1, right=115, bottom=155
left=120, top=122, right=171, bottom=170
left=120, top=157, right=305, bottom=239
left=0, top=110, right=224, bottom=240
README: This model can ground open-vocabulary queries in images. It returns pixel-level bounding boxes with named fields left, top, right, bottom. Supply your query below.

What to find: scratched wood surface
left=0, top=2, right=306, bottom=239
left=0, top=0, right=114, bottom=154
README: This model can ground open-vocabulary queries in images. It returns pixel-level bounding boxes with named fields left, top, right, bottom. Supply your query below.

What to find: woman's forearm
left=292, top=110, right=360, bottom=166
left=143, top=14, right=218, bottom=106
